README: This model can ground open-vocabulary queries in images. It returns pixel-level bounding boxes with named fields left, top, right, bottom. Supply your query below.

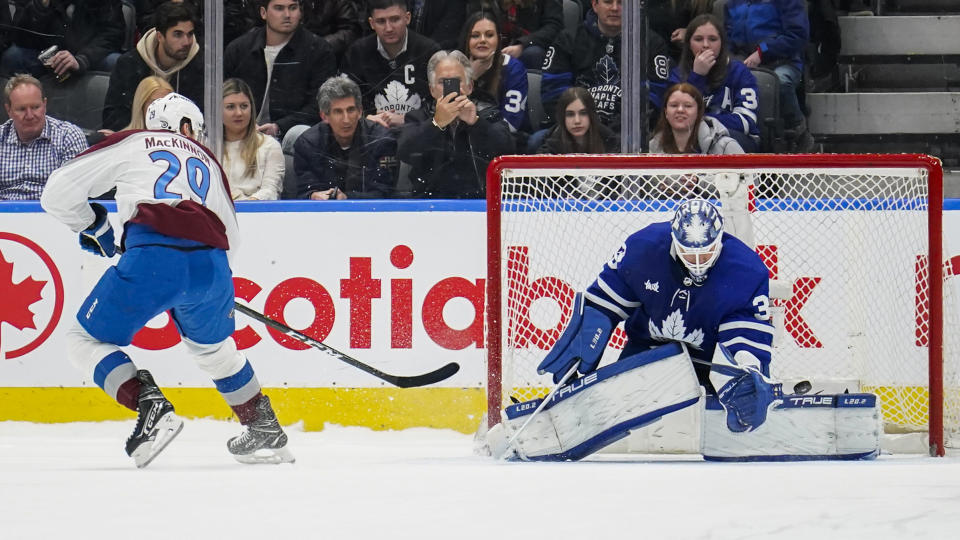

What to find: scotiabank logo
left=0, top=232, right=65, bottom=359
left=131, top=245, right=486, bottom=351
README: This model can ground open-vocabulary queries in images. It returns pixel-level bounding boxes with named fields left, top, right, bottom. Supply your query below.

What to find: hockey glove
left=79, top=203, right=115, bottom=257
left=716, top=366, right=783, bottom=433
left=537, top=293, right=615, bottom=384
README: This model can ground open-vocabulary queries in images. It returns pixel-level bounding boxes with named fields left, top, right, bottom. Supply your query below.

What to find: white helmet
left=671, top=199, right=724, bottom=285
left=146, top=93, right=205, bottom=140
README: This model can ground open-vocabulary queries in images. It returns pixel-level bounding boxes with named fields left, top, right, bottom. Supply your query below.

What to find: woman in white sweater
left=221, top=78, right=284, bottom=200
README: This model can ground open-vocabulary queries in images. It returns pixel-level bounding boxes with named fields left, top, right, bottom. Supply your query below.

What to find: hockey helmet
left=146, top=93, right=205, bottom=141
left=670, top=198, right=724, bottom=285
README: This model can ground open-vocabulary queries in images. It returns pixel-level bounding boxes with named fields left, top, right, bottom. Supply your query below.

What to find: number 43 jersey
left=42, top=130, right=240, bottom=262
left=585, top=221, right=775, bottom=372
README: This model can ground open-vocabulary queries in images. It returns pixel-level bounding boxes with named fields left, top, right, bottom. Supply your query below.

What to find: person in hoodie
left=0, top=0, right=125, bottom=79
left=649, top=82, right=743, bottom=155
left=540, top=0, right=669, bottom=130
left=101, top=1, right=203, bottom=132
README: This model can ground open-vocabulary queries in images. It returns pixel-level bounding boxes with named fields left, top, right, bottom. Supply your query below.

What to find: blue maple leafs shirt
left=540, top=9, right=669, bottom=127
left=584, top=221, right=774, bottom=373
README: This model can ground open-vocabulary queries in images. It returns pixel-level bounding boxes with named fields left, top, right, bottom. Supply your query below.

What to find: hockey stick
left=232, top=302, right=459, bottom=388
left=112, top=245, right=460, bottom=388
left=689, top=357, right=811, bottom=395
left=497, top=363, right=579, bottom=459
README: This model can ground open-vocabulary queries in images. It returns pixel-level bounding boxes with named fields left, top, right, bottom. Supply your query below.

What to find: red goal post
left=485, top=153, right=951, bottom=456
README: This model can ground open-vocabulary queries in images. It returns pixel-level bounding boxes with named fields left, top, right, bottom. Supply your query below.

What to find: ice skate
left=227, top=395, right=294, bottom=464
left=125, top=370, right=183, bottom=468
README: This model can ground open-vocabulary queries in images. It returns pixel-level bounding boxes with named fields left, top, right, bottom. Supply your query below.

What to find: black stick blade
left=386, top=362, right=460, bottom=388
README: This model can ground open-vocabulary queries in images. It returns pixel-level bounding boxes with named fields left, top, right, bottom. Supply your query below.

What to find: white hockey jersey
left=41, top=130, right=240, bottom=262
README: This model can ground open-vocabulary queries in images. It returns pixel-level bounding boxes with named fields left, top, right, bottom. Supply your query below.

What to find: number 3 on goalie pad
left=701, top=393, right=882, bottom=461
left=495, top=343, right=702, bottom=461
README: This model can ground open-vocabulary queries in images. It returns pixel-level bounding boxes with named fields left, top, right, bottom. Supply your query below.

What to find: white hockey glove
left=79, top=202, right=116, bottom=257
left=536, top=293, right=615, bottom=383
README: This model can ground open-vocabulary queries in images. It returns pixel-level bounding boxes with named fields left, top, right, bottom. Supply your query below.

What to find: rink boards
left=1, top=200, right=959, bottom=432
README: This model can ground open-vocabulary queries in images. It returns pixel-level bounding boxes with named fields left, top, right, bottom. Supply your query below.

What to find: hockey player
left=40, top=93, right=293, bottom=468
left=537, top=198, right=775, bottom=411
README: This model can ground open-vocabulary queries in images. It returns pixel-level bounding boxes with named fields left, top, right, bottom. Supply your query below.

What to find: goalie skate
left=125, top=370, right=184, bottom=468
left=227, top=395, right=295, bottom=465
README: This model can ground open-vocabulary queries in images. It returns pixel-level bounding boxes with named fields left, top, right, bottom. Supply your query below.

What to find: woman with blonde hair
left=97, top=76, right=172, bottom=136
left=221, top=78, right=284, bottom=201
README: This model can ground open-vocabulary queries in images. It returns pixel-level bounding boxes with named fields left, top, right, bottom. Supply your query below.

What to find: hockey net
left=485, top=154, right=957, bottom=455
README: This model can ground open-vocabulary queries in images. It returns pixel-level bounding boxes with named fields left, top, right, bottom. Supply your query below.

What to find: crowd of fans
left=1, top=0, right=863, bottom=201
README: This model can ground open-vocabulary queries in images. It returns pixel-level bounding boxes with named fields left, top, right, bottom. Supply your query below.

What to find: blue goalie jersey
left=585, top=221, right=774, bottom=375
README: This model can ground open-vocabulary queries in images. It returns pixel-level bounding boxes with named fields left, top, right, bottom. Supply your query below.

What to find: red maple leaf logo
left=0, top=250, right=47, bottom=335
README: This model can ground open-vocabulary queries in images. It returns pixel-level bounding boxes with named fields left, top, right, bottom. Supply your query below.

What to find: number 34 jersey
left=42, top=130, right=240, bottom=262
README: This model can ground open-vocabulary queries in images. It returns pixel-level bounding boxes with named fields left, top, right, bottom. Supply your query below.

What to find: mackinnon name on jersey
left=144, top=136, right=212, bottom=166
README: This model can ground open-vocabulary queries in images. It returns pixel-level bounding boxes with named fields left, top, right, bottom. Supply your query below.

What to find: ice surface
left=2, top=420, right=960, bottom=539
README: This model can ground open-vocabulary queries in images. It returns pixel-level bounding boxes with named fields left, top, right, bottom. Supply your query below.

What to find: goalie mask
left=671, top=199, right=724, bottom=285
left=146, top=93, right=205, bottom=141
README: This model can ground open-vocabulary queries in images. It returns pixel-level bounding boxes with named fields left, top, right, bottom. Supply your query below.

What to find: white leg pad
left=499, top=343, right=702, bottom=461
left=702, top=393, right=882, bottom=461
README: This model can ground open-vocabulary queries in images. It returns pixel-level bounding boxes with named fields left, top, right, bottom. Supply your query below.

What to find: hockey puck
left=793, top=380, right=813, bottom=394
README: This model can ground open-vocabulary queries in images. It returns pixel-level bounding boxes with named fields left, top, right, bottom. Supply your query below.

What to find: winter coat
left=293, top=118, right=397, bottom=199
left=12, top=0, right=124, bottom=74
left=649, top=117, right=745, bottom=155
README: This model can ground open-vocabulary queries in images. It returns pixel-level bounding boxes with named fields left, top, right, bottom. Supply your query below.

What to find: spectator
left=224, top=0, right=336, bottom=139
left=101, top=1, right=203, bottom=131
left=475, top=0, right=564, bottom=70
left=1, top=0, right=125, bottom=79
left=725, top=0, right=813, bottom=151
left=136, top=0, right=257, bottom=45
left=342, top=0, right=441, bottom=128
left=398, top=50, right=514, bottom=199
left=666, top=14, right=760, bottom=152
left=541, top=0, right=670, bottom=130
left=222, top=78, right=284, bottom=200
left=459, top=11, right=529, bottom=133
left=538, top=86, right=618, bottom=154
left=1, top=74, right=87, bottom=200
left=294, top=76, right=396, bottom=200
left=410, top=0, right=467, bottom=50
left=300, top=0, right=363, bottom=59
left=650, top=82, right=743, bottom=155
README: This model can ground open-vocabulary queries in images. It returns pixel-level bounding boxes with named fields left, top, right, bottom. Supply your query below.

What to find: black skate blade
left=132, top=413, right=184, bottom=468
left=232, top=445, right=295, bottom=465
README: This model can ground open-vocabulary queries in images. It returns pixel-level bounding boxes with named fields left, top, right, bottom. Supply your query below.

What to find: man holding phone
left=398, top=50, right=514, bottom=199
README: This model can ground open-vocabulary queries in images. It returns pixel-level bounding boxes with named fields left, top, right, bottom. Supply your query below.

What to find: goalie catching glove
left=537, top=293, right=615, bottom=383
left=79, top=202, right=115, bottom=257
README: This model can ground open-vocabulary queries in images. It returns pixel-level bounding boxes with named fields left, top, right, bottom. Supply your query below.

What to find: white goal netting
left=486, top=154, right=958, bottom=453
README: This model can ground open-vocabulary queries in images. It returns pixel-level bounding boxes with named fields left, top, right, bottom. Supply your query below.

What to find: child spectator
left=650, top=82, right=743, bottom=155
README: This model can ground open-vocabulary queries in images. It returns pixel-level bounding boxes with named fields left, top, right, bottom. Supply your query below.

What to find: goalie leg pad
left=702, top=393, right=881, bottom=461
left=499, top=343, right=702, bottom=461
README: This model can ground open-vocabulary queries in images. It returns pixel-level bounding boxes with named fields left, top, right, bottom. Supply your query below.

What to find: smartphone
left=441, top=77, right=461, bottom=98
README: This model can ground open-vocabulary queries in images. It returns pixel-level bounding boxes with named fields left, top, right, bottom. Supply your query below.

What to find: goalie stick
left=113, top=245, right=459, bottom=388
left=497, top=363, right=579, bottom=459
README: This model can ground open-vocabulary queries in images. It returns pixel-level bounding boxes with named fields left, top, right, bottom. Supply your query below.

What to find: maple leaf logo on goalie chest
left=648, top=309, right=705, bottom=349
left=374, top=80, right=422, bottom=115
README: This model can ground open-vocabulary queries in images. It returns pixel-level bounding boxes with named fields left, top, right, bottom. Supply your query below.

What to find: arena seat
left=750, top=67, right=784, bottom=153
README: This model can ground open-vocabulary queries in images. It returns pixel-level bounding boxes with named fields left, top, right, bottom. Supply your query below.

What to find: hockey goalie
left=482, top=199, right=881, bottom=461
